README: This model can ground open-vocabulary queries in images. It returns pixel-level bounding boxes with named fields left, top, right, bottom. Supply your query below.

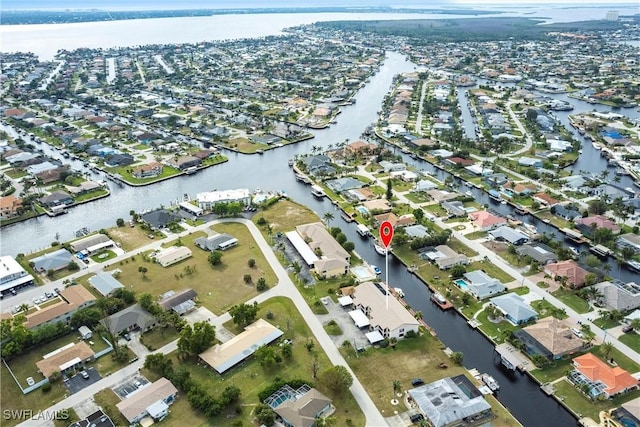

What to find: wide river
left=1, top=9, right=639, bottom=426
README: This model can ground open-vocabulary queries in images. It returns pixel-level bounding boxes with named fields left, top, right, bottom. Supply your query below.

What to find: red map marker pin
left=379, top=221, right=394, bottom=248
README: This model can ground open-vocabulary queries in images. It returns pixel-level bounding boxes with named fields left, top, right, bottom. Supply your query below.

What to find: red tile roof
left=573, top=353, right=639, bottom=396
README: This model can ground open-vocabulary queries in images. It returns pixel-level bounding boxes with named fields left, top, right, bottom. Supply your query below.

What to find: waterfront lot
left=104, top=222, right=275, bottom=314
left=554, top=380, right=640, bottom=420
left=107, top=224, right=156, bottom=251
left=252, top=199, right=321, bottom=234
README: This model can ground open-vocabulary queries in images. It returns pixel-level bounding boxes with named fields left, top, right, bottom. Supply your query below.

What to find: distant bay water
left=1, top=6, right=639, bottom=60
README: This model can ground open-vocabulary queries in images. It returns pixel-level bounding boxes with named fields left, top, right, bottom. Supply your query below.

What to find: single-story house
left=518, top=157, right=542, bottom=168
left=490, top=293, right=537, bottom=325
left=199, top=319, right=283, bottom=374
left=544, top=260, right=590, bottom=288
left=154, top=246, right=192, bottom=267
left=325, top=177, right=365, bottom=192
left=594, top=280, right=640, bottom=312
left=409, top=375, right=492, bottom=427
left=404, top=224, right=430, bottom=239
left=514, top=317, right=585, bottom=359
left=489, top=226, right=529, bottom=246
left=420, top=245, right=468, bottom=270
left=116, top=378, right=178, bottom=424
left=572, top=353, right=639, bottom=399
left=266, top=385, right=333, bottom=427
left=616, top=233, right=640, bottom=254
left=38, top=191, right=73, bottom=208
left=166, top=155, right=201, bottom=170
left=31, top=248, right=73, bottom=273
left=515, top=242, right=558, bottom=265
left=194, top=233, right=238, bottom=251
left=141, top=209, right=181, bottom=229
left=414, top=180, right=438, bottom=192
left=100, top=304, right=156, bottom=335
left=159, top=289, right=198, bottom=315
left=441, top=200, right=466, bottom=217
left=469, top=211, right=506, bottom=231
left=554, top=205, right=582, bottom=221
left=88, top=272, right=125, bottom=297
left=576, top=215, right=621, bottom=235
left=36, top=341, right=95, bottom=378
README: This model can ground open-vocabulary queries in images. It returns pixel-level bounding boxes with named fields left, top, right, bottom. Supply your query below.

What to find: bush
left=243, top=274, right=252, bottom=284
left=256, top=277, right=268, bottom=291
left=41, top=382, right=51, bottom=393
left=405, top=330, right=418, bottom=339
left=248, top=258, right=256, bottom=268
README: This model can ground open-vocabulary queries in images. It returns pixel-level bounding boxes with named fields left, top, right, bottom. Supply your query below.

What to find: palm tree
left=602, top=263, right=612, bottom=277
left=323, top=212, right=334, bottom=228
left=630, top=319, right=640, bottom=331
left=393, top=380, right=402, bottom=395
left=600, top=342, right=614, bottom=359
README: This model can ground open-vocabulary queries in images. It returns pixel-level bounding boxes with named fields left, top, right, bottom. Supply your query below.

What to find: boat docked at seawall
left=481, top=373, right=500, bottom=392
left=374, top=242, right=391, bottom=256
left=430, top=292, right=453, bottom=310
left=310, top=185, right=326, bottom=198
left=625, top=260, right=640, bottom=272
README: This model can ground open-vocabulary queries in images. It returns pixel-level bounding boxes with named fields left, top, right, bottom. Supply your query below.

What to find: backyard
left=554, top=380, right=640, bottom=420
left=551, top=288, right=591, bottom=314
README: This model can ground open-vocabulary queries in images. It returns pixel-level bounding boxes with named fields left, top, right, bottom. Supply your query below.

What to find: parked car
left=81, top=371, right=89, bottom=379
left=622, top=324, right=634, bottom=333
left=571, top=328, right=583, bottom=338
left=411, top=378, right=424, bottom=387
left=410, top=414, right=424, bottom=424
left=123, top=333, right=131, bottom=341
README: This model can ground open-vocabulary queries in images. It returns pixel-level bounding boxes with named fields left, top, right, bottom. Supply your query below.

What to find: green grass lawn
left=423, top=204, right=447, bottom=217
left=512, top=286, right=530, bottom=295
left=530, top=356, right=574, bottom=383
left=531, top=300, right=568, bottom=319
left=448, top=237, right=479, bottom=257
left=465, top=230, right=488, bottom=240
left=104, top=223, right=275, bottom=314
left=253, top=199, right=321, bottom=234
left=94, top=389, right=129, bottom=427
left=475, top=310, right=518, bottom=343
left=551, top=288, right=590, bottom=314
left=73, top=189, right=109, bottom=203
left=106, top=165, right=181, bottom=184
left=90, top=249, right=117, bottom=263
left=592, top=317, right=620, bottom=330
left=554, top=379, right=640, bottom=420
left=140, top=326, right=180, bottom=351
left=466, top=260, right=515, bottom=284
left=403, top=192, right=431, bottom=204
left=619, top=333, right=640, bottom=354
left=323, top=320, right=343, bottom=336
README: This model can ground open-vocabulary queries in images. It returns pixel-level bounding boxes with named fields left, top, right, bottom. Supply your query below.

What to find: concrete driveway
left=316, top=298, right=370, bottom=350
left=113, top=374, right=150, bottom=399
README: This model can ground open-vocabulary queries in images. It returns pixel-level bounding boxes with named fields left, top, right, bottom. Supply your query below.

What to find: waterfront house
left=351, top=281, right=420, bottom=339
left=420, top=245, right=468, bottom=270
left=325, top=177, right=365, bottom=192
left=594, top=280, right=640, bottom=312
left=459, top=270, right=506, bottom=300
left=267, top=385, right=333, bottom=427
left=116, top=377, right=178, bottom=424
left=166, top=155, right=201, bottom=171
left=414, top=180, right=438, bottom=192
left=378, top=160, right=406, bottom=173
left=0, top=194, right=22, bottom=218
left=515, top=242, right=558, bottom=265
left=141, top=209, right=181, bottom=229
left=571, top=353, right=639, bottom=399
left=441, top=201, right=466, bottom=217
left=69, top=234, right=113, bottom=253
left=196, top=188, right=250, bottom=210
left=294, top=222, right=349, bottom=278
left=553, top=205, right=582, bottom=221
left=576, top=215, right=621, bottom=235
left=515, top=317, right=585, bottom=359
left=490, top=293, right=537, bottom=325
left=132, top=162, right=163, bottom=179
left=105, top=153, right=134, bottom=167
left=532, top=192, right=559, bottom=207
left=409, top=375, right=492, bottom=427
left=38, top=191, right=73, bottom=208
left=544, top=260, right=589, bottom=288
left=31, top=248, right=73, bottom=273
left=489, top=226, right=529, bottom=246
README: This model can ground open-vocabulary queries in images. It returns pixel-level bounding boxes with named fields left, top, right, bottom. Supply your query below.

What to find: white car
left=571, top=328, right=584, bottom=338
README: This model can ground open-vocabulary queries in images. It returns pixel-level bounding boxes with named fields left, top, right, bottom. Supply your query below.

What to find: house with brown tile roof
left=572, top=353, right=639, bottom=398
left=544, top=260, right=590, bottom=288
left=533, top=192, right=560, bottom=207
left=514, top=317, right=585, bottom=359
left=35, top=341, right=95, bottom=378
left=132, top=162, right=163, bottom=179
left=270, top=386, right=333, bottom=427
left=0, top=195, right=22, bottom=218
left=373, top=212, right=398, bottom=227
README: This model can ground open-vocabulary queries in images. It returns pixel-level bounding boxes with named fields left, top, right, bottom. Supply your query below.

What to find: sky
left=2, top=0, right=637, bottom=11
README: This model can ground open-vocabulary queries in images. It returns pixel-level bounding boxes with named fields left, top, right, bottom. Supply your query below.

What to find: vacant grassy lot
left=253, top=199, right=321, bottom=234
left=551, top=288, right=590, bottom=314
left=106, top=225, right=154, bottom=251
left=448, top=237, right=478, bottom=257
left=105, top=223, right=275, bottom=314
left=466, top=259, right=515, bottom=284
left=592, top=316, right=620, bottom=330
left=140, top=326, right=180, bottom=351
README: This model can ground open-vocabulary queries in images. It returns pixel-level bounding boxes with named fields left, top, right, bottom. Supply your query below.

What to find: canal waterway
left=3, top=49, right=618, bottom=426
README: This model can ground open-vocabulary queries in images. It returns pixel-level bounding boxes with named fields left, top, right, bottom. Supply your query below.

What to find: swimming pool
left=356, top=206, right=369, bottom=216
left=352, top=266, right=375, bottom=281
left=454, top=279, right=469, bottom=290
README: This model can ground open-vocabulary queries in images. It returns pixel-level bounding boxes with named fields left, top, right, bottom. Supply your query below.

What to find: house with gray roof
left=489, top=226, right=529, bottom=246
left=461, top=270, right=506, bottom=300
left=89, top=272, right=125, bottom=297
left=441, top=200, right=466, bottom=217
left=404, top=224, right=430, bottom=239
left=141, top=209, right=181, bottom=230
left=38, top=191, right=73, bottom=208
left=302, top=155, right=335, bottom=176
left=409, top=375, right=492, bottom=427
left=159, top=289, right=198, bottom=315
left=414, top=180, right=438, bottom=192
left=100, top=304, right=156, bottom=335
left=31, top=248, right=73, bottom=273
left=518, top=157, right=542, bottom=168
left=553, top=204, right=582, bottom=221
left=378, top=160, right=406, bottom=173
left=594, top=280, right=640, bottom=312
left=194, top=233, right=238, bottom=251
left=490, top=293, right=537, bottom=325
left=420, top=245, right=468, bottom=270
left=516, top=242, right=558, bottom=265
left=325, top=177, right=364, bottom=192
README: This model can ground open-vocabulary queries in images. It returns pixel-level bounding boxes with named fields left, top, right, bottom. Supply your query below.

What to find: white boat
left=592, top=142, right=601, bottom=150
left=481, top=374, right=500, bottom=392
left=394, top=288, right=405, bottom=298
left=374, top=243, right=391, bottom=256
left=310, top=185, right=326, bottom=198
